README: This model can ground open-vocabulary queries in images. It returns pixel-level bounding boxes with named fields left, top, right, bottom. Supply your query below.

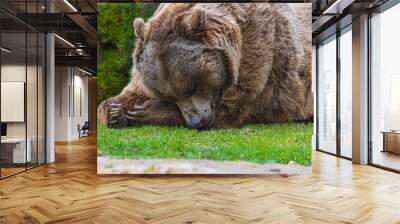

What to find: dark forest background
left=97, top=3, right=159, bottom=105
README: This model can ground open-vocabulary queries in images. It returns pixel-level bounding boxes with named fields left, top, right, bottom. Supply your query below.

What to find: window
left=317, top=35, right=337, bottom=154
left=339, top=26, right=352, bottom=158
left=370, top=2, right=400, bottom=171
left=0, top=1, right=46, bottom=179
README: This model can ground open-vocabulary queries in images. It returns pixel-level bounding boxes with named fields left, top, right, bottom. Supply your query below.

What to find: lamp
left=1, top=47, right=11, bottom=53
left=54, top=34, right=75, bottom=48
left=63, top=0, right=78, bottom=12
left=78, top=67, right=93, bottom=76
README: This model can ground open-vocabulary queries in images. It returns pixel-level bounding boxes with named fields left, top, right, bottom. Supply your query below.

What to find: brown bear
left=98, top=3, right=313, bottom=129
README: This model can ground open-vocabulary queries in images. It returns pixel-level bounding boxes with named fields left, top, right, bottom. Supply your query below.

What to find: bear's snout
left=176, top=96, right=213, bottom=130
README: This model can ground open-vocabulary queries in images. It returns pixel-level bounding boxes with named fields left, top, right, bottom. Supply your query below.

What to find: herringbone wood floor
left=0, top=135, right=400, bottom=224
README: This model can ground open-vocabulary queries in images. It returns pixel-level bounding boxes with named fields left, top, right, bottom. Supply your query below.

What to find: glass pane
left=340, top=28, right=352, bottom=158
left=318, top=36, right=337, bottom=154
left=27, top=31, right=38, bottom=169
left=25, top=0, right=40, bottom=169
left=1, top=31, right=27, bottom=177
left=0, top=0, right=46, bottom=178
left=38, top=32, right=45, bottom=165
left=371, top=4, right=400, bottom=171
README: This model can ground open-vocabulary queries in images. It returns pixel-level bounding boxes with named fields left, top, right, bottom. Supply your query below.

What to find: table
left=381, top=131, right=400, bottom=154
left=1, top=138, right=31, bottom=163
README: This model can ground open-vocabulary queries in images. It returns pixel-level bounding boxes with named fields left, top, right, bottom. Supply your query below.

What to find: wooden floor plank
left=0, top=135, right=399, bottom=223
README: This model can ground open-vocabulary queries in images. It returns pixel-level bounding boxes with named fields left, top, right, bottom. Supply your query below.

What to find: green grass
left=97, top=122, right=313, bottom=166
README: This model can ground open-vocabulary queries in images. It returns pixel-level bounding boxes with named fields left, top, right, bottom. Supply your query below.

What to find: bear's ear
left=133, top=18, right=146, bottom=40
left=184, top=8, right=205, bottom=32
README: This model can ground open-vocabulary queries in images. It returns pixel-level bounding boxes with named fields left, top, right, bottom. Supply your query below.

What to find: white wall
left=1, top=65, right=41, bottom=137
left=72, top=73, right=89, bottom=138
left=55, top=67, right=69, bottom=141
left=54, top=67, right=89, bottom=141
left=1, top=65, right=26, bottom=139
left=1, top=82, right=25, bottom=122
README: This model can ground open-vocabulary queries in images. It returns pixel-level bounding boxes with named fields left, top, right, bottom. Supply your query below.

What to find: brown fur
left=98, top=3, right=313, bottom=129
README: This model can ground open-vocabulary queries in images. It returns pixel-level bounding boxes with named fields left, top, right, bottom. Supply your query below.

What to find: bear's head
left=133, top=5, right=242, bottom=129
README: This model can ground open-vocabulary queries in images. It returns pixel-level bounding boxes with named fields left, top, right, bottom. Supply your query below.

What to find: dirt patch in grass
left=97, top=155, right=311, bottom=175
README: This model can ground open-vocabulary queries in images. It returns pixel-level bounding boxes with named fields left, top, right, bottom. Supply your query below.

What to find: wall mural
left=97, top=3, right=313, bottom=175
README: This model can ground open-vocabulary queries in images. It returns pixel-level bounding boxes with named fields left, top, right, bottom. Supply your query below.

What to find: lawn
left=97, top=122, right=313, bottom=166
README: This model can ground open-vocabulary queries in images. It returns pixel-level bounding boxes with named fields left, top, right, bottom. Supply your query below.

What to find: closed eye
left=186, top=83, right=197, bottom=96
left=166, top=30, right=174, bottom=39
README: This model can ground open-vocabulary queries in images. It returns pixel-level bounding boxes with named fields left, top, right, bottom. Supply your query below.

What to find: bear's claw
left=126, top=109, right=146, bottom=123
left=125, top=102, right=153, bottom=125
left=107, top=102, right=127, bottom=128
left=127, top=110, right=145, bottom=117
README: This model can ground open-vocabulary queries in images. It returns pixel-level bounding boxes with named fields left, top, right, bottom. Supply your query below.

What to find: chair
left=79, top=121, right=90, bottom=138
